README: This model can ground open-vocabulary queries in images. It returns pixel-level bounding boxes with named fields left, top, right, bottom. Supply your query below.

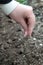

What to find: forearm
left=0, top=0, right=19, bottom=15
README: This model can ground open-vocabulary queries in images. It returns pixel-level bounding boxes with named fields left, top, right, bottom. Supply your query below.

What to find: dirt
left=0, top=0, right=43, bottom=65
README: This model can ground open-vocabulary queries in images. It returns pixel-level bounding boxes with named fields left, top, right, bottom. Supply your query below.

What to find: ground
left=0, top=1, right=43, bottom=65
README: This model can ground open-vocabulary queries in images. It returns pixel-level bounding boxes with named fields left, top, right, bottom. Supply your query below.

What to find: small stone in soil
left=33, top=38, right=36, bottom=40
left=40, top=43, right=43, bottom=46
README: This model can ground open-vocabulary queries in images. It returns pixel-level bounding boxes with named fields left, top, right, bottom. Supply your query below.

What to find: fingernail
left=24, top=31, right=27, bottom=37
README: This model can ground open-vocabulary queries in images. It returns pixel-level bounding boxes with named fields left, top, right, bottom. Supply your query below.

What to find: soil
left=0, top=0, right=43, bottom=65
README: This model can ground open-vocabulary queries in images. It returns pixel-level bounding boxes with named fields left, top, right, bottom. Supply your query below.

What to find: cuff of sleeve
left=1, top=0, right=19, bottom=15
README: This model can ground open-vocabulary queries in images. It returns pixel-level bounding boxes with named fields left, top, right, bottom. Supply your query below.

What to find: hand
left=9, top=4, right=35, bottom=37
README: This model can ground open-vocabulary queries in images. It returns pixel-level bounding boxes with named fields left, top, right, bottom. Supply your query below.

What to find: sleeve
left=0, top=0, right=12, bottom=4
left=0, top=0, right=19, bottom=15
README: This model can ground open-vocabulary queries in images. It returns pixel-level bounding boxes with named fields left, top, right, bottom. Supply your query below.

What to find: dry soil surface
left=0, top=1, right=43, bottom=65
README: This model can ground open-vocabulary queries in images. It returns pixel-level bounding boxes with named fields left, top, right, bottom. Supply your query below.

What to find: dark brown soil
left=0, top=0, right=43, bottom=65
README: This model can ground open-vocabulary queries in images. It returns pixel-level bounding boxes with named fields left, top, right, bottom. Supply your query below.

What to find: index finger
left=27, top=13, right=35, bottom=36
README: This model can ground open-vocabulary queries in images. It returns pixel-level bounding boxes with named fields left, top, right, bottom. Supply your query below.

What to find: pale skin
left=9, top=4, right=36, bottom=37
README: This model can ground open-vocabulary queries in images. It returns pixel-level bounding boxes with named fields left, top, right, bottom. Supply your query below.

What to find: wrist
left=1, top=0, right=19, bottom=15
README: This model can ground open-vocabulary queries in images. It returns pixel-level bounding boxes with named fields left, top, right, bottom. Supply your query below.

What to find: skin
left=9, top=4, right=36, bottom=37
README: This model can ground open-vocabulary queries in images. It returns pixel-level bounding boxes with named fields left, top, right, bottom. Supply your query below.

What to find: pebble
left=33, top=38, right=36, bottom=41
left=19, top=38, right=21, bottom=41
left=23, top=55, right=25, bottom=58
left=40, top=43, right=43, bottom=46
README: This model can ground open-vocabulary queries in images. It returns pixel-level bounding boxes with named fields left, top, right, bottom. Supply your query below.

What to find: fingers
left=19, top=18, right=28, bottom=36
left=27, top=13, right=35, bottom=36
